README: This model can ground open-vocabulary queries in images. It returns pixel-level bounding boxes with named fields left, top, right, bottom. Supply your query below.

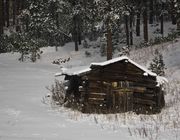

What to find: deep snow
left=0, top=38, right=180, bottom=140
left=0, top=47, right=135, bottom=140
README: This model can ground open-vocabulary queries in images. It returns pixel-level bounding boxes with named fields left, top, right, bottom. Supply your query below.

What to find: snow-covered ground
left=0, top=38, right=180, bottom=140
left=0, top=46, right=134, bottom=140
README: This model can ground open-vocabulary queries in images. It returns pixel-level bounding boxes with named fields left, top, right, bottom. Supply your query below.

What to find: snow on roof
left=90, top=56, right=128, bottom=67
left=55, top=56, right=157, bottom=77
left=156, top=76, right=168, bottom=87
left=55, top=66, right=91, bottom=77
left=90, top=56, right=157, bottom=77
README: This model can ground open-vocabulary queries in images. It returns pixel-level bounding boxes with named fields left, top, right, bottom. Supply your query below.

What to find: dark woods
left=0, top=0, right=179, bottom=58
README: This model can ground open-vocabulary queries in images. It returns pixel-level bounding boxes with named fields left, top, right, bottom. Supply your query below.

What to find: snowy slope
left=0, top=50, right=135, bottom=140
left=0, top=38, right=180, bottom=140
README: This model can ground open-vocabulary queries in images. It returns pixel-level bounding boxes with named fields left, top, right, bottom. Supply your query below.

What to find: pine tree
left=19, top=0, right=68, bottom=46
left=149, top=49, right=166, bottom=76
left=170, top=0, right=177, bottom=25
left=95, top=0, right=123, bottom=60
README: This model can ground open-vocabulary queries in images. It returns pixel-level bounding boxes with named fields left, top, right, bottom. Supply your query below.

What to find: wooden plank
left=133, top=82, right=157, bottom=89
left=88, top=98, right=106, bottom=105
left=99, top=75, right=157, bottom=85
left=88, top=92, right=106, bottom=98
left=89, top=82, right=100, bottom=87
left=88, top=98, right=105, bottom=101
left=88, top=76, right=157, bottom=89
left=134, top=92, right=155, bottom=100
left=89, top=81, right=111, bottom=88
left=133, top=87, right=146, bottom=93
left=133, top=98, right=156, bottom=106
left=89, top=92, right=106, bottom=96
left=102, top=69, right=143, bottom=76
left=89, top=87, right=101, bottom=91
left=146, top=89, right=154, bottom=93
left=90, top=65, right=156, bottom=81
left=101, top=61, right=148, bottom=75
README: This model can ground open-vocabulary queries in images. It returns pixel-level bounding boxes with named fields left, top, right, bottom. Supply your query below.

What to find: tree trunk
left=125, top=15, right=129, bottom=46
left=15, top=0, right=21, bottom=31
left=177, top=11, right=180, bottom=31
left=171, top=14, right=177, bottom=25
left=78, top=18, right=82, bottom=45
left=106, top=17, right=112, bottom=60
left=149, top=0, right=154, bottom=24
left=5, top=0, right=9, bottom=27
left=55, top=13, right=59, bottom=29
left=0, top=0, right=3, bottom=35
left=160, top=15, right=164, bottom=37
left=73, top=15, right=78, bottom=51
left=74, top=33, right=78, bottom=51
left=136, top=9, right=141, bottom=36
left=177, top=0, right=180, bottom=31
left=130, top=10, right=133, bottom=45
left=160, top=3, right=164, bottom=37
left=143, top=1, right=148, bottom=42
left=177, top=20, right=180, bottom=31
left=13, top=0, right=16, bottom=25
left=78, top=31, right=81, bottom=45
left=21, top=0, right=25, bottom=10
left=83, top=0, right=88, bottom=39
left=2, top=0, right=5, bottom=26
left=16, top=0, right=20, bottom=14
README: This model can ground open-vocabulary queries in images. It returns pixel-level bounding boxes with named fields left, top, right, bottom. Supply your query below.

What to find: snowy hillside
left=0, top=39, right=180, bottom=140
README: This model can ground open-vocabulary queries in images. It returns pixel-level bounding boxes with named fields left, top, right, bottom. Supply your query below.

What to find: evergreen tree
left=175, top=0, right=180, bottom=32
left=95, top=0, right=123, bottom=60
left=149, top=49, right=166, bottom=76
left=8, top=32, right=43, bottom=62
left=0, top=35, right=10, bottom=53
left=169, top=0, right=177, bottom=25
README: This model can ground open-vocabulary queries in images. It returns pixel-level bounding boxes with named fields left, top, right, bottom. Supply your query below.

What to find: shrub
left=47, top=80, right=66, bottom=105
left=149, top=49, right=166, bottom=76
left=0, top=35, right=12, bottom=53
left=8, top=32, right=44, bottom=62
left=85, top=51, right=91, bottom=57
left=47, top=80, right=83, bottom=111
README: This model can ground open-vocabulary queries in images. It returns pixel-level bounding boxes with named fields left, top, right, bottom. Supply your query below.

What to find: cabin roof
left=55, top=56, right=157, bottom=77
left=55, top=66, right=91, bottom=77
left=90, top=56, right=157, bottom=77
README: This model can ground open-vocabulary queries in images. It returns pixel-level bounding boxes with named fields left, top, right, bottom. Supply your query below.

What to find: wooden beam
left=134, top=98, right=156, bottom=106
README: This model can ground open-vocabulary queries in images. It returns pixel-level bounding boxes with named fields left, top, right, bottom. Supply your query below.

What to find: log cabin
left=56, top=56, right=166, bottom=114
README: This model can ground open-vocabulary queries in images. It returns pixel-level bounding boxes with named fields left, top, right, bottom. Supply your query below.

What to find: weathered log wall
left=78, top=61, right=163, bottom=114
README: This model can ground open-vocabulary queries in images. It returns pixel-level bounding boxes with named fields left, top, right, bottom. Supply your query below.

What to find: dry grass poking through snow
left=47, top=77, right=180, bottom=140
left=71, top=39, right=180, bottom=140
left=46, top=39, right=180, bottom=140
